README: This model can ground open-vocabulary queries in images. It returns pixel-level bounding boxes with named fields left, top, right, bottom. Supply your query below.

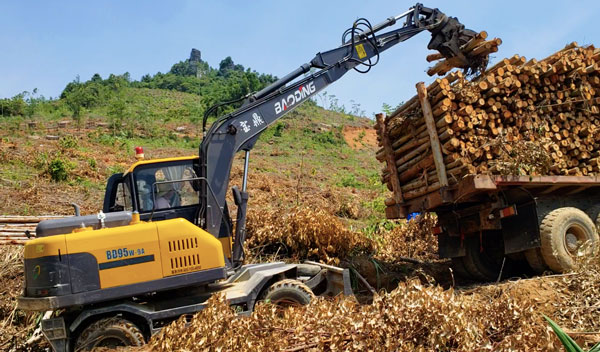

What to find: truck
left=398, top=174, right=600, bottom=281
left=17, top=4, right=484, bottom=351
left=376, top=45, right=600, bottom=282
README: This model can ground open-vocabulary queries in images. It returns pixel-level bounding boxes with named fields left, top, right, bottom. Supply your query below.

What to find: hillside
left=0, top=49, right=385, bottom=230
left=0, top=51, right=405, bottom=271
left=0, top=89, right=384, bottom=229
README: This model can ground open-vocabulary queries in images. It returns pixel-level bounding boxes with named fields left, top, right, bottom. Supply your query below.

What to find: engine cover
left=22, top=218, right=226, bottom=308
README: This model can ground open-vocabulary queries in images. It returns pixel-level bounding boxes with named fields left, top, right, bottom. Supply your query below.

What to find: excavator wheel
left=263, top=279, right=315, bottom=307
left=75, top=317, right=145, bottom=351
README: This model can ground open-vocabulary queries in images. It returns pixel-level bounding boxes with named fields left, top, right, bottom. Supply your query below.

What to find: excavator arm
left=198, top=3, right=479, bottom=266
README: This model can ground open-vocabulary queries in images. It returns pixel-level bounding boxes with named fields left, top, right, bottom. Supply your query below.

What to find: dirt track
left=342, top=125, right=378, bottom=150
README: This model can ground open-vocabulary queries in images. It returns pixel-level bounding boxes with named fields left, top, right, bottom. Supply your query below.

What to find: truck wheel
left=450, top=258, right=470, bottom=279
left=524, top=248, right=548, bottom=273
left=539, top=207, right=599, bottom=273
left=461, top=233, right=504, bottom=281
left=75, top=317, right=145, bottom=351
left=263, top=279, right=314, bottom=307
left=585, top=205, right=600, bottom=232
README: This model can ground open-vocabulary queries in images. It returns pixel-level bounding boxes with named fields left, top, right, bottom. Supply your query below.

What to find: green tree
left=170, top=60, right=198, bottom=76
left=24, top=88, right=42, bottom=119
left=218, top=56, right=244, bottom=76
left=63, top=77, right=87, bottom=122
left=90, top=73, right=103, bottom=82
left=107, top=92, right=131, bottom=136
left=381, top=103, right=394, bottom=115
left=381, top=102, right=403, bottom=115
left=0, top=93, right=26, bottom=117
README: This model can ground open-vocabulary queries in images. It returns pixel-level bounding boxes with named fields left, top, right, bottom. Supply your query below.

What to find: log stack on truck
left=376, top=42, right=600, bottom=280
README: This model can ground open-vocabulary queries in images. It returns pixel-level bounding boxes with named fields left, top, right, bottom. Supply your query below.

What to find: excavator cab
left=103, top=156, right=200, bottom=224
left=103, top=155, right=235, bottom=258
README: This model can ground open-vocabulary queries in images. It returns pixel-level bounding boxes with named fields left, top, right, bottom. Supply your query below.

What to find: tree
left=381, top=103, right=394, bottom=115
left=218, top=56, right=244, bottom=76
left=218, top=56, right=235, bottom=74
left=0, top=94, right=26, bottom=117
left=54, top=53, right=278, bottom=125
left=91, top=73, right=103, bottom=82
left=64, top=84, right=86, bottom=122
left=141, top=74, right=152, bottom=83
left=170, top=60, right=197, bottom=76
left=24, top=88, right=41, bottom=118
left=106, top=74, right=129, bottom=91
left=107, top=91, right=131, bottom=136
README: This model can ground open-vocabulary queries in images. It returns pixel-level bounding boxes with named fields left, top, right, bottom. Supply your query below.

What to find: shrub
left=0, top=94, right=26, bottom=117
left=337, top=174, right=363, bottom=188
left=48, top=157, right=74, bottom=182
left=312, top=130, right=343, bottom=146
left=58, top=135, right=78, bottom=149
left=273, top=122, right=285, bottom=137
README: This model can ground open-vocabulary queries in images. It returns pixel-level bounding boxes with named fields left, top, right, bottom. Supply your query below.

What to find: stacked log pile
left=376, top=43, right=600, bottom=214
left=0, top=215, right=63, bottom=245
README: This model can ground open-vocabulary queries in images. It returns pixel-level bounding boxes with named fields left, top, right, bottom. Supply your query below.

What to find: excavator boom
left=198, top=3, right=482, bottom=265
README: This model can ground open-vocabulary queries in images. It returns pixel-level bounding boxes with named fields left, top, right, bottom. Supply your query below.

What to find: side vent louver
left=168, top=237, right=200, bottom=273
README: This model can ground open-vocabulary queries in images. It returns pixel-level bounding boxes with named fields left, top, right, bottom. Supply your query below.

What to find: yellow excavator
left=18, top=4, right=484, bottom=351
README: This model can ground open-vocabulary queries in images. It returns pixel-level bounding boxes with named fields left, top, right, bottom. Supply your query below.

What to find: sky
left=1, top=1, right=599, bottom=116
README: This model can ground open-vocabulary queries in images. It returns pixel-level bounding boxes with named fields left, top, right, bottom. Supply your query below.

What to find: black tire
left=539, top=207, right=599, bottom=273
left=75, top=317, right=145, bottom=351
left=461, top=233, right=504, bottom=281
left=450, top=257, right=470, bottom=279
left=586, top=205, right=600, bottom=232
left=524, top=248, right=548, bottom=273
left=263, top=279, right=314, bottom=307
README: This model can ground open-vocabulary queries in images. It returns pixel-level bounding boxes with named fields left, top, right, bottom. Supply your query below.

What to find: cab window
left=115, top=182, right=133, bottom=211
left=134, top=163, right=199, bottom=212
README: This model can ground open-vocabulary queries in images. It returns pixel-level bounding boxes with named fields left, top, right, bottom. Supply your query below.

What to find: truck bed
left=386, top=174, right=600, bottom=218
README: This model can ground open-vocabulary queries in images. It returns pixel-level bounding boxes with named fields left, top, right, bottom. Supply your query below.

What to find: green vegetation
left=544, top=315, right=600, bottom=352
left=135, top=56, right=277, bottom=107
left=58, top=135, right=78, bottom=149
left=337, top=174, right=363, bottom=188
left=1, top=54, right=277, bottom=134
left=0, top=50, right=384, bottom=227
left=106, top=165, right=125, bottom=176
left=48, top=157, right=74, bottom=182
left=380, top=102, right=403, bottom=116
left=0, top=94, right=27, bottom=117
left=312, top=130, right=344, bottom=146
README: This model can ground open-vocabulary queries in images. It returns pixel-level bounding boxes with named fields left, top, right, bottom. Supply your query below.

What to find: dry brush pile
left=378, top=42, right=600, bottom=206
left=246, top=206, right=376, bottom=265
left=0, top=246, right=46, bottom=351
left=150, top=258, right=600, bottom=351
left=376, top=213, right=439, bottom=263
left=246, top=206, right=439, bottom=266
